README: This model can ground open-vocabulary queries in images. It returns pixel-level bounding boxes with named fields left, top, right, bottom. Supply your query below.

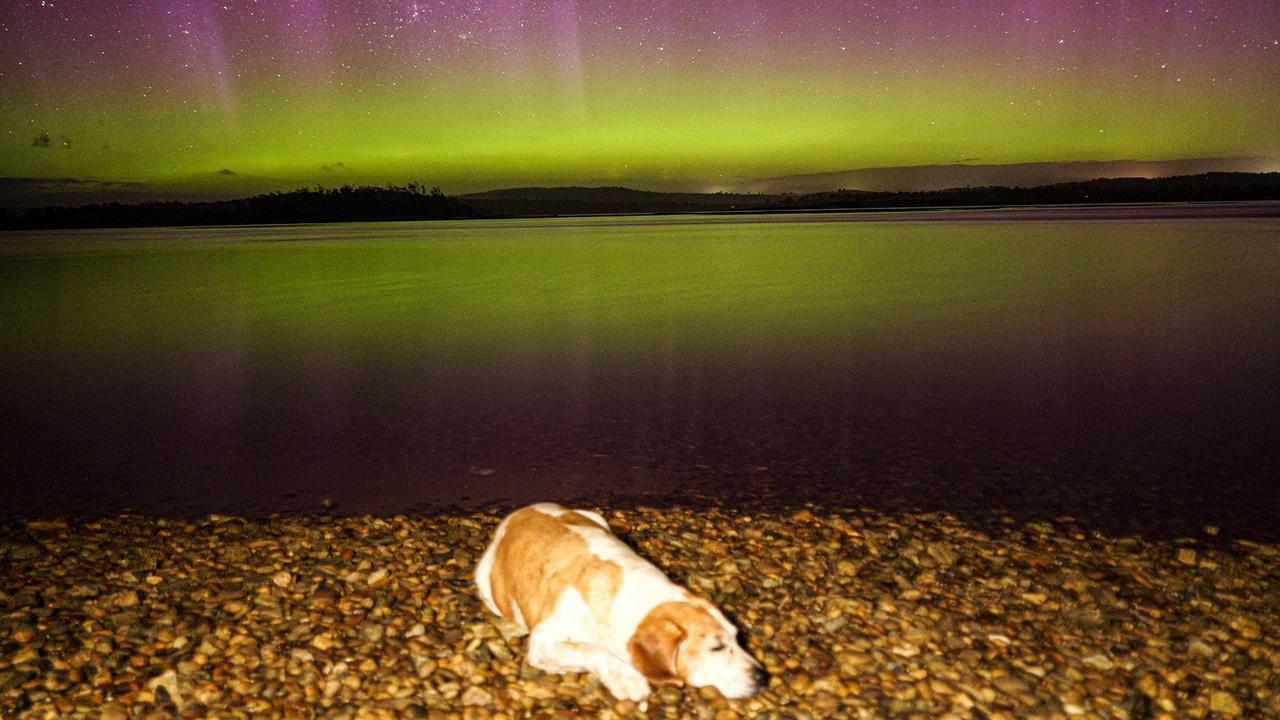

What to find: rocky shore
left=2, top=507, right=1277, bottom=719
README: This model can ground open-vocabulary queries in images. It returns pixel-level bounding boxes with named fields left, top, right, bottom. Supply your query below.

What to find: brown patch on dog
left=488, top=507, right=622, bottom=629
left=628, top=600, right=722, bottom=686
left=628, top=604, right=686, bottom=686
left=560, top=511, right=606, bottom=530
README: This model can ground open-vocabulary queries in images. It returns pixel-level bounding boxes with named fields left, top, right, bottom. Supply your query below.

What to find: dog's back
left=475, top=503, right=619, bottom=632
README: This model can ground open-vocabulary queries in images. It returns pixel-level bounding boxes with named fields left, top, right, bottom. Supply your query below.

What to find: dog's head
left=627, top=599, right=767, bottom=699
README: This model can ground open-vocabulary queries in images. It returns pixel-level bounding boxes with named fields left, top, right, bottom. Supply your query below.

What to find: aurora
left=2, top=0, right=1278, bottom=203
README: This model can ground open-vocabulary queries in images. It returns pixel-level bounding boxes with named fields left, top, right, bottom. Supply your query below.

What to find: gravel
left=2, top=506, right=1278, bottom=718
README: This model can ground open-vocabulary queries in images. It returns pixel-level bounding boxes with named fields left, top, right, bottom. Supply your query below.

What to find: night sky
left=2, top=0, right=1278, bottom=200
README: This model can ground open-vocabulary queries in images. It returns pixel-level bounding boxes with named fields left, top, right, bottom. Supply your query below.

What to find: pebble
left=99, top=702, right=129, bottom=720
left=1082, top=654, right=1114, bottom=671
left=462, top=686, right=494, bottom=705
left=1211, top=691, right=1242, bottom=716
left=1188, top=639, right=1215, bottom=657
left=787, top=672, right=812, bottom=693
left=2, top=508, right=1277, bottom=719
left=991, top=674, right=1031, bottom=695
left=358, top=622, right=384, bottom=643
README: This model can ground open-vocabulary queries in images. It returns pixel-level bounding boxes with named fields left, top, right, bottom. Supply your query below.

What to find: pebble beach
left=2, top=507, right=1278, bottom=719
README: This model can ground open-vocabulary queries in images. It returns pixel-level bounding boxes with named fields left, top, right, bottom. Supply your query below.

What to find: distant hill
left=780, top=172, right=1280, bottom=209
left=740, top=156, right=1280, bottom=194
left=460, top=186, right=780, bottom=216
left=460, top=173, right=1280, bottom=216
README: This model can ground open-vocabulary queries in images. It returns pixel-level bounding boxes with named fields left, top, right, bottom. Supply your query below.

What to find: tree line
left=2, top=173, right=1277, bottom=230
left=1, top=183, right=478, bottom=230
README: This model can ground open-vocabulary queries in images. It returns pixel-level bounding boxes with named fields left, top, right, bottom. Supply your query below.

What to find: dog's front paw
left=601, top=667, right=651, bottom=702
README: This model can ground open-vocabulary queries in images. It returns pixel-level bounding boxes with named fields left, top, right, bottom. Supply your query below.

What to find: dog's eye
left=710, top=642, right=727, bottom=652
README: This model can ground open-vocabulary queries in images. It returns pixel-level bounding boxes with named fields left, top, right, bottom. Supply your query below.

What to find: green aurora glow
left=2, top=1, right=1278, bottom=201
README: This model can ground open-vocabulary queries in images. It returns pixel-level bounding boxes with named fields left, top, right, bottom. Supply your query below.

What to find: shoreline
left=4, top=507, right=1277, bottom=718
left=7, top=465, right=1278, bottom=551
left=4, top=198, right=1280, bottom=234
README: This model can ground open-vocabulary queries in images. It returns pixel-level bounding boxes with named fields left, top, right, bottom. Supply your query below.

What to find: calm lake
left=3, top=205, right=1279, bottom=540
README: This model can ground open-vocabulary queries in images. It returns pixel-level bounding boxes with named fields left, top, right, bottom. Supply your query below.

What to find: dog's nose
left=752, top=665, right=769, bottom=688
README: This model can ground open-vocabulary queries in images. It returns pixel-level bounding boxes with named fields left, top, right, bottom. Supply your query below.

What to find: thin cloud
left=0, top=176, right=148, bottom=207
left=217, top=168, right=237, bottom=176
left=0, top=176, right=145, bottom=190
left=320, top=161, right=346, bottom=172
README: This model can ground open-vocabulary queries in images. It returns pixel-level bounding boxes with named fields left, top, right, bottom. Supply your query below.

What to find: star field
left=1, top=0, right=1277, bottom=198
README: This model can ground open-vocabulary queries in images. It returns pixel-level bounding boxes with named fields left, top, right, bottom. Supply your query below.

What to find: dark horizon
left=5, top=170, right=1280, bottom=231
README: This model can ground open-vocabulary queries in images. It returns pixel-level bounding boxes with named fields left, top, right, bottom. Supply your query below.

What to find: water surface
left=3, top=205, right=1278, bottom=541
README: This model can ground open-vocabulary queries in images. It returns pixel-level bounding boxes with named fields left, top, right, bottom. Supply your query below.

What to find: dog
left=475, top=502, right=767, bottom=701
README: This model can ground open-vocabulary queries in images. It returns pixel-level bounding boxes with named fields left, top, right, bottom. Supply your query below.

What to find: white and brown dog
left=475, top=502, right=767, bottom=701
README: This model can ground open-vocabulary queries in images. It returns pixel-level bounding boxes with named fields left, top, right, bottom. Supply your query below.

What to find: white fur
left=525, top=586, right=652, bottom=700
left=475, top=508, right=520, bottom=626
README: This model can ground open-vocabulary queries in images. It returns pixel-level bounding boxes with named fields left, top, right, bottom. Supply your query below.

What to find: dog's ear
left=628, top=610, right=686, bottom=686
